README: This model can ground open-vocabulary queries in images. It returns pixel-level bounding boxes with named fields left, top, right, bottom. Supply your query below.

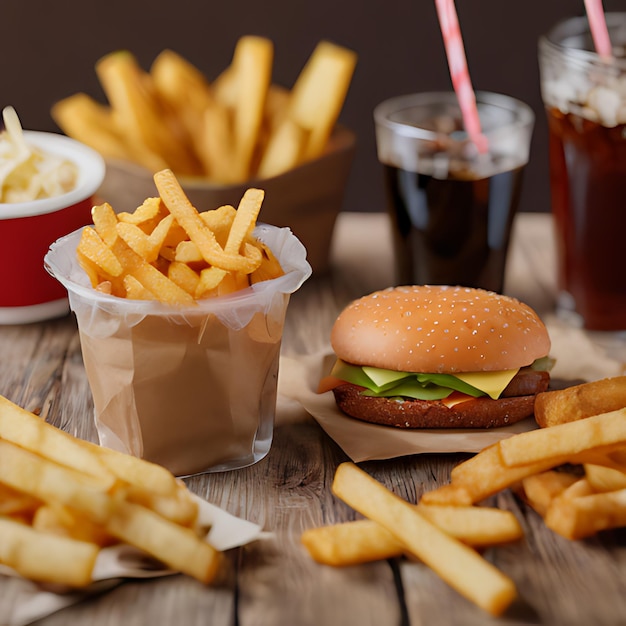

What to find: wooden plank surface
left=1, top=212, right=626, bottom=626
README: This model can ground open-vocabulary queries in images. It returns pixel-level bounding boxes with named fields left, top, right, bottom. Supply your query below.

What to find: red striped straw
left=584, top=0, right=613, bottom=58
left=435, top=0, right=488, bottom=153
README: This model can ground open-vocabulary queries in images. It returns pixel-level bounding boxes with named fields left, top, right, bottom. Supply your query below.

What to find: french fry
left=92, top=439, right=181, bottom=497
left=150, top=48, right=214, bottom=132
left=288, top=40, right=357, bottom=160
left=544, top=484, right=626, bottom=540
left=256, top=118, right=307, bottom=179
left=0, top=395, right=115, bottom=483
left=518, top=470, right=580, bottom=517
left=51, top=93, right=133, bottom=164
left=91, top=202, right=119, bottom=246
left=229, top=36, right=273, bottom=181
left=429, top=442, right=561, bottom=505
left=225, top=188, right=264, bottom=254
left=332, top=462, right=517, bottom=617
left=77, top=226, right=124, bottom=278
left=109, top=237, right=196, bottom=306
left=0, top=483, right=41, bottom=518
left=584, top=463, right=626, bottom=493
left=302, top=519, right=404, bottom=567
left=534, top=376, right=626, bottom=428
left=104, top=500, right=221, bottom=583
left=0, top=516, right=99, bottom=587
left=96, top=50, right=202, bottom=176
left=154, top=169, right=262, bottom=273
left=499, top=408, right=626, bottom=468
left=302, top=505, right=523, bottom=567
left=0, top=439, right=114, bottom=524
left=32, top=504, right=116, bottom=547
left=167, top=260, right=201, bottom=296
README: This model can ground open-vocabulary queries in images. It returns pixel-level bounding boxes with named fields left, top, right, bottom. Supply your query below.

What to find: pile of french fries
left=0, top=394, right=222, bottom=588
left=302, top=376, right=626, bottom=617
left=76, top=168, right=283, bottom=304
left=51, top=38, right=357, bottom=183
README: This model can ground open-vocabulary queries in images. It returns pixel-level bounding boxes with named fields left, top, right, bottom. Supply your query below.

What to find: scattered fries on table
left=0, top=394, right=221, bottom=587
left=76, top=168, right=284, bottom=304
left=51, top=38, right=357, bottom=183
left=301, top=379, right=626, bottom=616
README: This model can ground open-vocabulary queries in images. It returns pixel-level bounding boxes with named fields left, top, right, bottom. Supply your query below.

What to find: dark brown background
left=3, top=0, right=623, bottom=214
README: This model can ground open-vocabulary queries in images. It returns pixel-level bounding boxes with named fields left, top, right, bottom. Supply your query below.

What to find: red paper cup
left=0, top=131, right=105, bottom=324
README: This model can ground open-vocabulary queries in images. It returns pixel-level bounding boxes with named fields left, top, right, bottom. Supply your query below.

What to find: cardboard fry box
left=45, top=224, right=312, bottom=477
left=97, top=126, right=356, bottom=275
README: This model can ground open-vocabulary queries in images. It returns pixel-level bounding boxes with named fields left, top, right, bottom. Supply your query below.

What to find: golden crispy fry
left=282, top=40, right=357, bottom=159
left=584, top=463, right=626, bottom=493
left=499, top=408, right=626, bottom=468
left=0, top=516, right=99, bottom=587
left=0, top=439, right=114, bottom=524
left=199, top=204, right=237, bottom=247
left=544, top=481, right=626, bottom=540
left=418, top=482, right=474, bottom=506
left=195, top=102, right=236, bottom=182
left=96, top=50, right=202, bottom=176
left=154, top=169, right=262, bottom=272
left=332, top=462, right=517, bottom=617
left=195, top=266, right=228, bottom=298
left=91, top=202, right=119, bottom=246
left=116, top=196, right=165, bottom=227
left=0, top=395, right=115, bottom=482
left=518, top=470, right=580, bottom=517
left=77, top=226, right=124, bottom=278
left=123, top=274, right=155, bottom=300
left=110, top=238, right=196, bottom=306
left=250, top=241, right=285, bottom=284
left=225, top=188, right=264, bottom=254
left=442, top=443, right=561, bottom=505
left=302, top=505, right=523, bottom=568
left=51, top=93, right=131, bottom=163
left=167, top=261, right=201, bottom=296
left=104, top=500, right=221, bottom=583
left=0, top=483, right=41, bottom=518
left=150, top=49, right=214, bottom=129
left=302, top=519, right=404, bottom=567
left=534, top=376, right=626, bottom=428
left=32, top=503, right=116, bottom=547
left=256, top=118, right=307, bottom=178
left=229, top=36, right=273, bottom=180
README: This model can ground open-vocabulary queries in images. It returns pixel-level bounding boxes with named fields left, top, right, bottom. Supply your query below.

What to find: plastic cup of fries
left=44, top=174, right=311, bottom=477
left=0, top=130, right=105, bottom=324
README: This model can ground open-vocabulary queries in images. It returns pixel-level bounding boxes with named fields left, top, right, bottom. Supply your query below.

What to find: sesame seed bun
left=331, top=285, right=550, bottom=374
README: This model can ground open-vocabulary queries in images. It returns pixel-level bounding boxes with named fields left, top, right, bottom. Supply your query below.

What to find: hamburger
left=319, top=285, right=552, bottom=429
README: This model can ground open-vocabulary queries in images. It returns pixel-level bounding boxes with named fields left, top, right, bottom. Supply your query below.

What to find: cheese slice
left=454, top=369, right=519, bottom=400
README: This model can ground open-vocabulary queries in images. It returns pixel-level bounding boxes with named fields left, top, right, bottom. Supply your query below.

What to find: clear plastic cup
left=374, top=91, right=534, bottom=294
left=45, top=224, right=311, bottom=477
left=539, top=12, right=626, bottom=331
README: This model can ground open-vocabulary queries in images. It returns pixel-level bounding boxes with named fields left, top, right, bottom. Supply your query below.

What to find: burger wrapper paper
left=1, top=495, right=268, bottom=626
left=279, top=318, right=624, bottom=462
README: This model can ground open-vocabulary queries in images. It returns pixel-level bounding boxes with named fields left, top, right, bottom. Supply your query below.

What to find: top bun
left=331, top=285, right=551, bottom=373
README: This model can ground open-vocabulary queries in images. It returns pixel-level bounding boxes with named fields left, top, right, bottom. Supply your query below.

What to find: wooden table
left=2, top=211, right=626, bottom=626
